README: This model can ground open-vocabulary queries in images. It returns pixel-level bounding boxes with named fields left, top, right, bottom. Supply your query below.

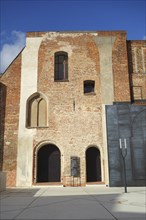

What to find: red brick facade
left=127, top=40, right=146, bottom=101
left=0, top=54, right=22, bottom=186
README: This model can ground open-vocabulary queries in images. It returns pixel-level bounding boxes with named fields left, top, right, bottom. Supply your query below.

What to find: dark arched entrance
left=86, top=147, right=101, bottom=182
left=37, top=144, right=61, bottom=182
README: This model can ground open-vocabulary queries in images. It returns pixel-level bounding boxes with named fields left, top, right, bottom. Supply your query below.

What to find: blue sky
left=0, top=0, right=146, bottom=73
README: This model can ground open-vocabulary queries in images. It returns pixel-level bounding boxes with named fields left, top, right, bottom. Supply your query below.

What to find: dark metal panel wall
left=106, top=104, right=146, bottom=186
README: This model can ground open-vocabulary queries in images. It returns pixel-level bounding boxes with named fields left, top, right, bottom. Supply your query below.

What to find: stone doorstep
left=33, top=182, right=63, bottom=186
left=86, top=181, right=106, bottom=186
left=32, top=181, right=106, bottom=187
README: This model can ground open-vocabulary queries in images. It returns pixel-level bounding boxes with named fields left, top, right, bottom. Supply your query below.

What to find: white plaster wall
left=43, top=31, right=98, bottom=41
left=94, top=36, right=115, bottom=184
left=94, top=36, right=115, bottom=104
left=16, top=37, right=42, bottom=186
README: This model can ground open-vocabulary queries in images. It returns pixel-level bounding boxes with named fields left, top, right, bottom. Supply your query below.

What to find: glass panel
left=55, top=64, right=58, bottom=71
left=55, top=72, right=58, bottom=80
left=59, top=55, right=64, bottom=63
left=65, top=63, right=68, bottom=79
left=54, top=53, right=68, bottom=81
left=59, top=64, right=64, bottom=80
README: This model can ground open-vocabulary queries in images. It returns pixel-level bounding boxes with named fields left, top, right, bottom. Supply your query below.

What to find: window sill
left=54, top=79, right=69, bottom=82
left=26, top=126, right=49, bottom=129
left=84, top=92, right=96, bottom=96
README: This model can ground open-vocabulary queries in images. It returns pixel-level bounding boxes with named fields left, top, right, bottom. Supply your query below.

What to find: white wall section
left=16, top=37, right=42, bottom=186
left=94, top=36, right=115, bottom=104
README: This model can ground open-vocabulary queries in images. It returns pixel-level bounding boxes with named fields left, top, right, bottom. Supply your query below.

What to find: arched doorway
left=86, top=147, right=101, bottom=182
left=37, top=144, right=61, bottom=182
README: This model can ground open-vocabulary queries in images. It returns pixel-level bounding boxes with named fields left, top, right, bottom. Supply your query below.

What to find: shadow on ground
left=0, top=187, right=145, bottom=220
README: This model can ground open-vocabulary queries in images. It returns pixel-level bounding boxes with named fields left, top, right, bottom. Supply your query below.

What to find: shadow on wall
left=127, top=41, right=134, bottom=100
left=0, top=82, right=6, bottom=171
left=0, top=187, right=145, bottom=219
left=106, top=104, right=146, bottom=187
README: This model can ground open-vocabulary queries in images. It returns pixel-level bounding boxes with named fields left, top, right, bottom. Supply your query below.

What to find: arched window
left=54, top=51, right=68, bottom=81
left=84, top=80, right=95, bottom=94
left=27, top=93, right=47, bottom=127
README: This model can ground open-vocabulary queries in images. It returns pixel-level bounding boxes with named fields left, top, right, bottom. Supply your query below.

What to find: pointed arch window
left=27, top=93, right=47, bottom=128
left=54, top=51, right=68, bottom=81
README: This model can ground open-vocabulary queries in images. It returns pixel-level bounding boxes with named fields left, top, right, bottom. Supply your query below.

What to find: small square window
left=84, top=80, right=95, bottom=94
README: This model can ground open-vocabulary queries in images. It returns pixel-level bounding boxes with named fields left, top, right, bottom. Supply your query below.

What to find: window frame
left=26, top=93, right=48, bottom=128
left=84, top=80, right=95, bottom=95
left=54, top=51, right=68, bottom=81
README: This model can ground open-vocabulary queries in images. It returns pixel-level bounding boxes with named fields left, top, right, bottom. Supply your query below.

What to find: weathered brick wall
left=127, top=40, right=146, bottom=101
left=35, top=32, right=102, bottom=186
left=0, top=82, right=6, bottom=171
left=0, top=54, right=21, bottom=186
left=30, top=31, right=133, bottom=186
left=27, top=31, right=132, bottom=103
left=112, top=32, right=131, bottom=102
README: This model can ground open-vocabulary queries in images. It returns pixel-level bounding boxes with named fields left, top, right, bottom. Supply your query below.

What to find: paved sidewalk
left=0, top=186, right=145, bottom=219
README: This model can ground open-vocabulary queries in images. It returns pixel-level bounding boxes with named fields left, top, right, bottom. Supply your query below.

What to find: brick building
left=0, top=31, right=146, bottom=188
